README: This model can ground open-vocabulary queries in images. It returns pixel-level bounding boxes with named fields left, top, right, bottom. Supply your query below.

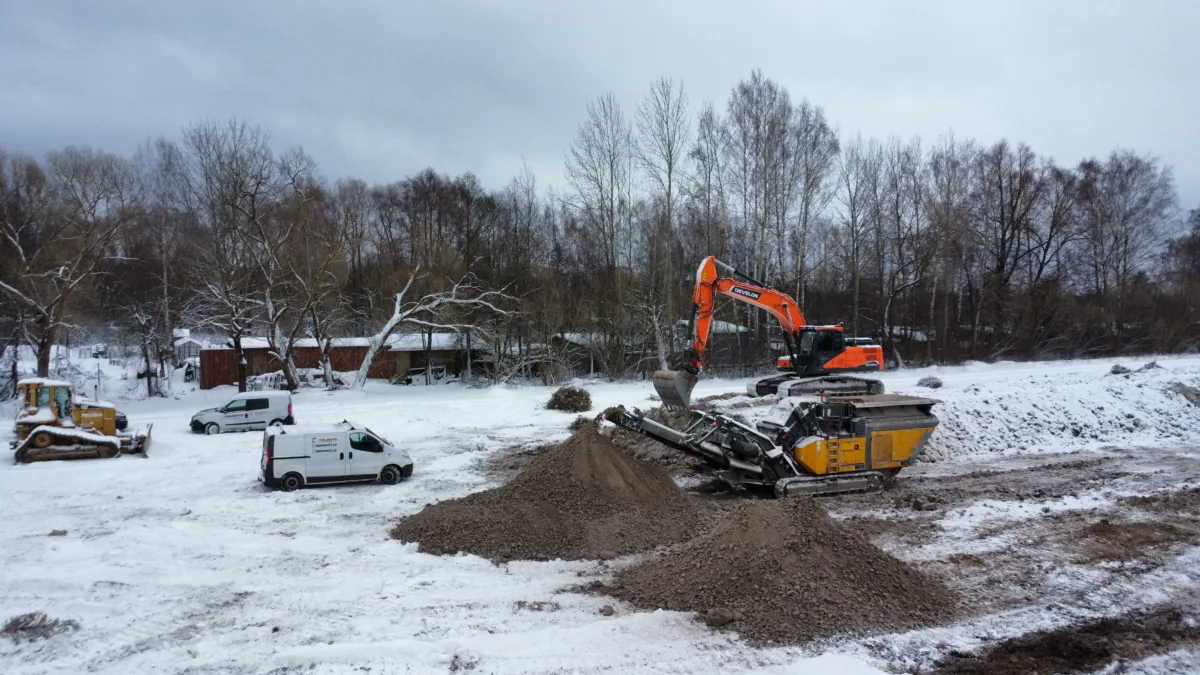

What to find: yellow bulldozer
left=10, top=378, right=152, bottom=463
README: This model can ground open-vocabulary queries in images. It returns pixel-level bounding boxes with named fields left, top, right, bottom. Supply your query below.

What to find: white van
left=259, top=420, right=414, bottom=491
left=190, top=390, right=294, bottom=434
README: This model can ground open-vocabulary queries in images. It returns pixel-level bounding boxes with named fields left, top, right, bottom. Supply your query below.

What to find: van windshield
left=364, top=427, right=392, bottom=446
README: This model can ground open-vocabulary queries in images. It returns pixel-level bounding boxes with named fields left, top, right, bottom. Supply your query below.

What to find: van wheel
left=280, top=473, right=303, bottom=492
left=380, top=465, right=403, bottom=485
left=269, top=419, right=283, bottom=427
left=204, top=423, right=220, bottom=435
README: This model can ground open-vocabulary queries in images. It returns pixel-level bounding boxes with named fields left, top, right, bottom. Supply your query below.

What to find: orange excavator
left=653, top=256, right=885, bottom=408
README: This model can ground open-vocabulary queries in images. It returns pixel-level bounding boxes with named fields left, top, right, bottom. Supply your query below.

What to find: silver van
left=190, top=390, right=294, bottom=434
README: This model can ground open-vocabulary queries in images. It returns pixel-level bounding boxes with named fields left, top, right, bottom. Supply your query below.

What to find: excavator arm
left=683, top=256, right=806, bottom=371
left=653, top=256, right=807, bottom=407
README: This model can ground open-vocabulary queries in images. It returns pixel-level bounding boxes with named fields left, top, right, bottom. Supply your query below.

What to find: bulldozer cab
left=14, top=378, right=112, bottom=440
left=15, top=379, right=74, bottom=426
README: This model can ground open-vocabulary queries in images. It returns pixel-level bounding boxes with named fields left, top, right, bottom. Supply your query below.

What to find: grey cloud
left=1, top=0, right=1196, bottom=206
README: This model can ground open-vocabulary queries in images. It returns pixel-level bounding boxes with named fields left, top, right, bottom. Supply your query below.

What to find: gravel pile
left=607, top=497, right=958, bottom=645
left=392, top=427, right=701, bottom=562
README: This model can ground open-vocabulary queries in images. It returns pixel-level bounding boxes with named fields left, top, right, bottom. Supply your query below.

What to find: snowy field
left=3, top=355, right=1200, bottom=674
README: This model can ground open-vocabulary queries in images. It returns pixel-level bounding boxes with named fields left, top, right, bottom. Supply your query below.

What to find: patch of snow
left=17, top=407, right=56, bottom=424
left=4, top=356, right=1200, bottom=673
left=16, top=377, right=73, bottom=388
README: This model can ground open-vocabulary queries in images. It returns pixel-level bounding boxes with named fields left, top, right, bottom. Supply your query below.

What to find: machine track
left=12, top=424, right=151, bottom=463
left=749, top=373, right=885, bottom=398
left=773, top=470, right=890, bottom=497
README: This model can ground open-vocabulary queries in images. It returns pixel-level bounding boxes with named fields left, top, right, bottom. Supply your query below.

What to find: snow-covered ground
left=2, top=355, right=1200, bottom=674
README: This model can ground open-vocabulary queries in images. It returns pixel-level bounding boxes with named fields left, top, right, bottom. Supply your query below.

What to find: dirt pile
left=547, top=386, right=592, bottom=412
left=606, top=497, right=957, bottom=645
left=392, top=427, right=701, bottom=562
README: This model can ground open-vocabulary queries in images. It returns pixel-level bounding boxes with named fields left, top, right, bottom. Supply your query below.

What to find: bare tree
left=354, top=272, right=513, bottom=388
left=178, top=119, right=274, bottom=391
left=565, top=93, right=635, bottom=273
left=0, top=147, right=140, bottom=376
left=1078, top=150, right=1176, bottom=351
left=636, top=77, right=690, bottom=347
left=724, top=70, right=793, bottom=285
left=835, top=135, right=875, bottom=336
left=788, top=99, right=840, bottom=304
left=683, top=101, right=727, bottom=260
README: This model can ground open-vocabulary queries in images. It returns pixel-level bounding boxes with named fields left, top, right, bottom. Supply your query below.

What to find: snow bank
left=718, top=356, right=1200, bottom=464
left=908, top=361, right=1200, bottom=461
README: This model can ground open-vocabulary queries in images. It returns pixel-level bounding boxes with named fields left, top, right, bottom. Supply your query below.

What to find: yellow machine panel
left=793, top=428, right=934, bottom=477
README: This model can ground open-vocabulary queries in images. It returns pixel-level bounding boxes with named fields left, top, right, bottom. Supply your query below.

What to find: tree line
left=2, top=69, right=1197, bottom=393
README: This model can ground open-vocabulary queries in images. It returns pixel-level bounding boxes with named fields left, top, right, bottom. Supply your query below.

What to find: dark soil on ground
left=930, top=605, right=1200, bottom=674
left=604, top=498, right=958, bottom=646
left=1076, top=517, right=1200, bottom=563
left=392, top=427, right=702, bottom=562
left=1, top=612, right=79, bottom=643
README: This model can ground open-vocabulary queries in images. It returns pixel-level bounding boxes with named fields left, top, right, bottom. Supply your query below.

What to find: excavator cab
left=794, top=326, right=845, bottom=372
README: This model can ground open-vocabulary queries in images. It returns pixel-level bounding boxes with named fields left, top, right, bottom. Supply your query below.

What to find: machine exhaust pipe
left=651, top=370, right=698, bottom=409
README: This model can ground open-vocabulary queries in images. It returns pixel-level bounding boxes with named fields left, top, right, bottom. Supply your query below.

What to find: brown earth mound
left=547, top=386, right=592, bottom=412
left=607, top=498, right=957, bottom=645
left=392, top=427, right=701, bottom=562
left=931, top=605, right=1200, bottom=675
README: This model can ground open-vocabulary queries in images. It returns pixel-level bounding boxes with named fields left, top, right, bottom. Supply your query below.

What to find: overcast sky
left=1, top=0, right=1196, bottom=207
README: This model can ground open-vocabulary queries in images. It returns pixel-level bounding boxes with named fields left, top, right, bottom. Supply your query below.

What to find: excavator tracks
left=749, top=373, right=885, bottom=398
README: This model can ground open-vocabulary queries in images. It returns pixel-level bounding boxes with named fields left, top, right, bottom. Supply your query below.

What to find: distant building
left=174, top=337, right=204, bottom=363
left=196, top=333, right=487, bottom=389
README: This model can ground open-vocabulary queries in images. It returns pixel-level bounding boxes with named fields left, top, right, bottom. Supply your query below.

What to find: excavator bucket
left=651, top=370, right=698, bottom=409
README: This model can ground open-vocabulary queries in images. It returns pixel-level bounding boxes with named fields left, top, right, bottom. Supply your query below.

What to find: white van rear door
left=306, top=433, right=347, bottom=482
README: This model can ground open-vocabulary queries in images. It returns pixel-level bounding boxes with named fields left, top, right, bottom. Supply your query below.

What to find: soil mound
left=547, top=386, right=592, bottom=412
left=607, top=498, right=957, bottom=645
left=392, top=427, right=700, bottom=562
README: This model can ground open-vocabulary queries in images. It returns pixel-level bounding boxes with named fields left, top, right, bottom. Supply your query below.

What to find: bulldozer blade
left=123, top=423, right=153, bottom=456
left=652, top=370, right=698, bottom=409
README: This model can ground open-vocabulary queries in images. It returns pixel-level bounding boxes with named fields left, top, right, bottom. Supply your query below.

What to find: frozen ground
left=2, top=355, right=1200, bottom=674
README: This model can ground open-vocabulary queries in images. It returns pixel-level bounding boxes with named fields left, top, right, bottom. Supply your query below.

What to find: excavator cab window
left=815, top=329, right=844, bottom=354
left=36, top=385, right=50, bottom=410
